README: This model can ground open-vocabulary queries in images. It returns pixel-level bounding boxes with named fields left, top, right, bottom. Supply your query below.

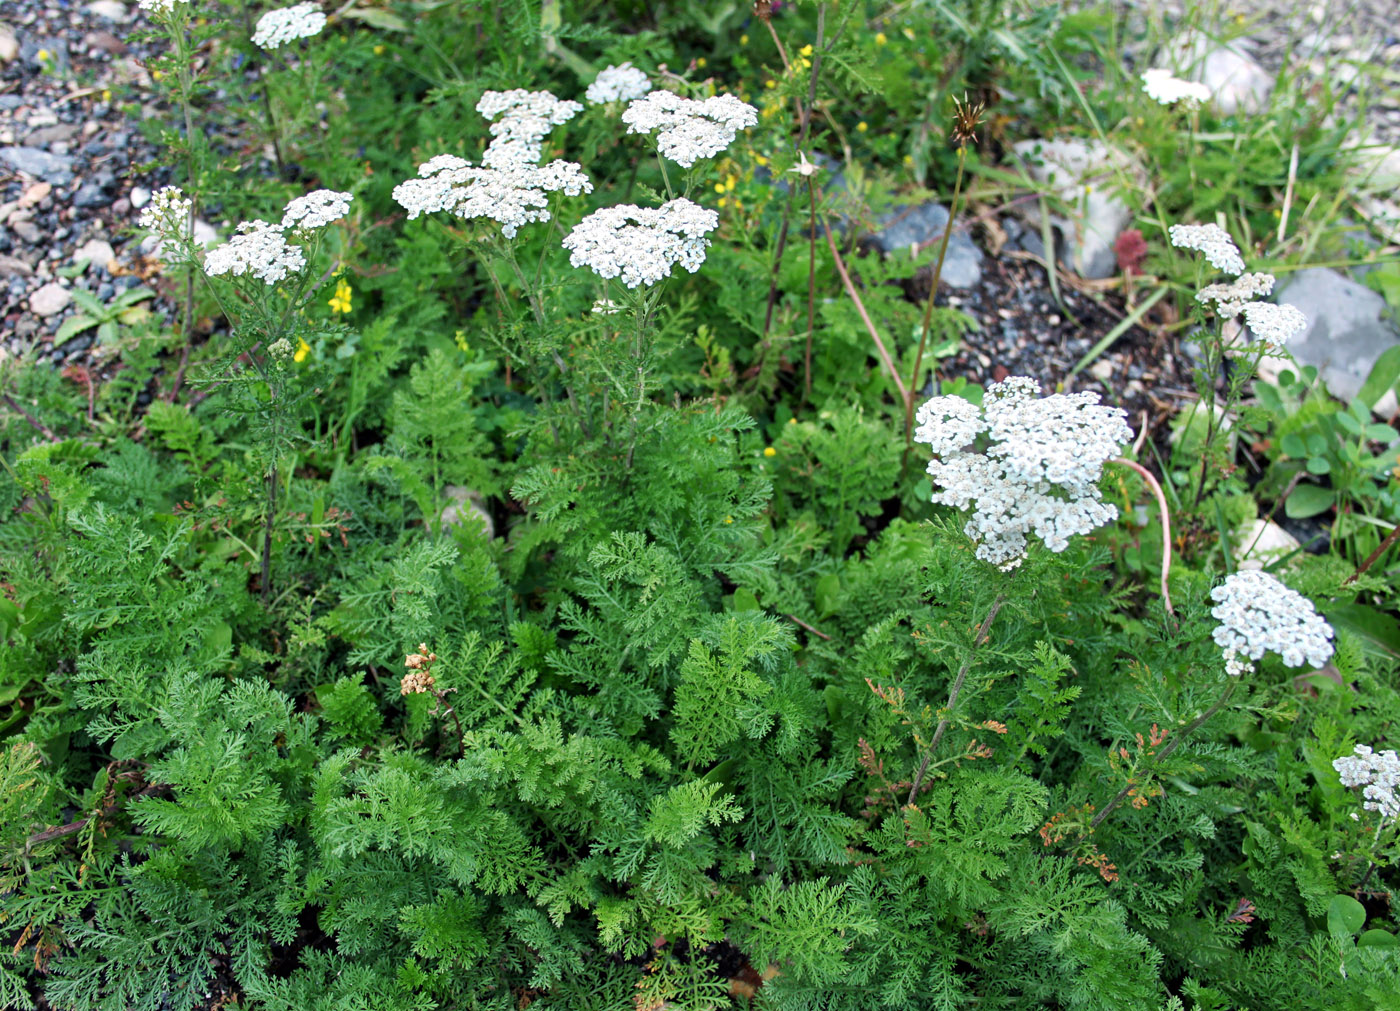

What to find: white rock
left=1234, top=519, right=1300, bottom=571
left=1012, top=137, right=1143, bottom=279
left=85, top=1, right=133, bottom=23
left=0, top=25, right=18, bottom=65
left=30, top=281, right=71, bottom=316
left=74, top=238, right=115, bottom=271
left=438, top=486, right=493, bottom=539
left=1159, top=35, right=1274, bottom=115
left=130, top=185, right=151, bottom=209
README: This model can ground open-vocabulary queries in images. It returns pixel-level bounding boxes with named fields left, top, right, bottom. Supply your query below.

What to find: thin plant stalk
left=820, top=218, right=909, bottom=404
left=905, top=143, right=968, bottom=445
left=1090, top=680, right=1236, bottom=830
left=907, top=594, right=1007, bottom=805
left=804, top=174, right=817, bottom=403
left=1111, top=457, right=1176, bottom=617
left=1345, top=523, right=1400, bottom=585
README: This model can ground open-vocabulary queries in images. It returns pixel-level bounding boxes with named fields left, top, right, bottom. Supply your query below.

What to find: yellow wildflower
left=725, top=173, right=737, bottom=192
left=724, top=515, right=734, bottom=524
left=328, top=278, right=353, bottom=314
left=755, top=155, right=768, bottom=167
left=765, top=79, right=776, bottom=89
left=718, top=197, right=728, bottom=208
left=799, top=44, right=813, bottom=57
left=36, top=49, right=49, bottom=62
left=294, top=337, right=311, bottom=363
left=740, top=33, right=749, bottom=45
left=875, top=32, right=888, bottom=45
left=856, top=121, right=868, bottom=133
left=152, top=69, right=164, bottom=81
left=697, top=56, right=707, bottom=68
left=101, top=89, right=112, bottom=103
left=763, top=446, right=776, bottom=458
left=373, top=44, right=385, bottom=55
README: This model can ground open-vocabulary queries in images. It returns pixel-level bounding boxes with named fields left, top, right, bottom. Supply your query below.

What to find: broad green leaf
left=1357, top=345, right=1400, bottom=408
left=53, top=314, right=97, bottom=346
left=1328, top=894, right=1366, bottom=936
left=1284, top=484, right=1333, bottom=518
left=1359, top=929, right=1400, bottom=948
left=1325, top=603, right=1400, bottom=660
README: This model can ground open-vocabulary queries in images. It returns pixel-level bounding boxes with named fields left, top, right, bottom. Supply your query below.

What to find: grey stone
left=24, top=123, right=79, bottom=147
left=11, top=220, right=39, bottom=244
left=29, top=282, right=70, bottom=316
left=0, top=254, right=34, bottom=277
left=84, top=1, right=133, bottom=23
left=72, top=182, right=109, bottom=209
left=129, top=185, right=151, bottom=209
left=867, top=202, right=983, bottom=289
left=0, top=25, right=19, bottom=65
left=74, top=238, right=115, bottom=271
left=439, top=486, right=494, bottom=539
left=1012, top=138, right=1141, bottom=279
left=1159, top=35, right=1273, bottom=116
left=0, top=146, right=76, bottom=186
left=1273, top=267, right=1400, bottom=407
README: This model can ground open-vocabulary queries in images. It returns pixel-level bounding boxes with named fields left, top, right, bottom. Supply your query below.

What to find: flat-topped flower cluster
left=202, top=188, right=352, bottom=285
left=251, top=2, right=327, bottom=50
left=621, top=91, right=758, bottom=168
left=1333, top=744, right=1400, bottom=819
left=913, top=377, right=1133, bottom=569
left=563, top=199, right=719, bottom=288
left=1209, top=570, right=1334, bottom=670
left=1170, top=222, right=1308, bottom=350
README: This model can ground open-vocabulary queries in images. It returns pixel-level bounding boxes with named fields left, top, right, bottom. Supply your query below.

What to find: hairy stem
left=907, top=594, right=1006, bottom=805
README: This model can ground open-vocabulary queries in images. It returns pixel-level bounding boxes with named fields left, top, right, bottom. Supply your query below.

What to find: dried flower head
left=1195, top=272, right=1275, bottom=318
left=1168, top=222, right=1246, bottom=276
left=914, top=378, right=1133, bottom=569
left=1210, top=570, right=1334, bottom=669
left=400, top=670, right=435, bottom=695
left=1141, top=68, right=1211, bottom=107
left=621, top=90, right=757, bottom=167
left=251, top=2, right=326, bottom=49
left=950, top=93, right=984, bottom=147
left=1241, top=301, right=1308, bottom=352
left=562, top=198, right=719, bottom=287
left=586, top=63, right=652, bottom=105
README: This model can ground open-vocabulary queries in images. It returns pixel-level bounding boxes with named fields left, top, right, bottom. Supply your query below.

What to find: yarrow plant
left=1140, top=68, right=1211, bottom=108
left=621, top=90, right=758, bottom=168
left=1333, top=745, right=1400, bottom=819
left=1195, top=272, right=1276, bottom=318
left=1169, top=223, right=1246, bottom=276
left=251, top=2, right=327, bottom=50
left=203, top=189, right=351, bottom=285
left=913, top=377, right=1133, bottom=569
left=1209, top=570, right=1335, bottom=670
left=585, top=63, right=652, bottom=105
left=562, top=199, right=719, bottom=288
left=1241, top=301, right=1309, bottom=351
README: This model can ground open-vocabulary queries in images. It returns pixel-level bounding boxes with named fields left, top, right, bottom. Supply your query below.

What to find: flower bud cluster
left=620, top=90, right=758, bottom=167
left=913, top=377, right=1133, bottom=569
left=251, top=2, right=326, bottom=49
left=586, top=63, right=652, bottom=105
left=137, top=185, right=192, bottom=239
left=203, top=188, right=351, bottom=286
left=562, top=198, right=719, bottom=287
left=1333, top=744, right=1400, bottom=819
left=1209, top=570, right=1334, bottom=669
left=394, top=91, right=591, bottom=238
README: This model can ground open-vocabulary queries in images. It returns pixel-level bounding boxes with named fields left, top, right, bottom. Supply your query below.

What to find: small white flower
left=1141, top=68, right=1211, bottom=108
left=1210, top=570, right=1334, bottom=669
left=1222, top=649, right=1255, bottom=678
left=1195, top=272, right=1275, bottom=317
left=621, top=90, right=757, bottom=167
left=280, top=189, right=352, bottom=231
left=586, top=63, right=652, bottom=105
left=251, top=3, right=327, bottom=49
left=138, top=0, right=189, bottom=15
left=1241, top=301, right=1308, bottom=351
left=392, top=153, right=592, bottom=238
left=1333, top=744, right=1400, bottom=819
left=137, top=185, right=192, bottom=238
left=789, top=151, right=821, bottom=178
left=1169, top=222, right=1246, bottom=276
left=914, top=378, right=1133, bottom=568
left=204, top=220, right=306, bottom=285
left=562, top=198, right=719, bottom=287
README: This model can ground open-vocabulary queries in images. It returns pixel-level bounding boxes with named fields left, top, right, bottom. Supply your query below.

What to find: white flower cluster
left=138, top=0, right=189, bottom=15
left=1241, top=301, right=1309, bottom=352
left=251, top=3, right=327, bottom=49
left=137, top=185, right=192, bottom=238
left=562, top=198, right=718, bottom=287
left=393, top=90, right=591, bottom=238
left=1333, top=744, right=1400, bottom=819
left=621, top=90, right=758, bottom=167
left=280, top=188, right=352, bottom=231
left=586, top=63, right=652, bottom=105
left=1209, top=570, right=1334, bottom=669
left=204, top=220, right=306, bottom=285
left=913, top=377, right=1134, bottom=569
left=1195, top=272, right=1275, bottom=318
left=1169, top=222, right=1246, bottom=276
left=203, top=188, right=352, bottom=285
left=1141, top=68, right=1211, bottom=107
left=1222, top=649, right=1255, bottom=678
left=476, top=88, right=583, bottom=165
